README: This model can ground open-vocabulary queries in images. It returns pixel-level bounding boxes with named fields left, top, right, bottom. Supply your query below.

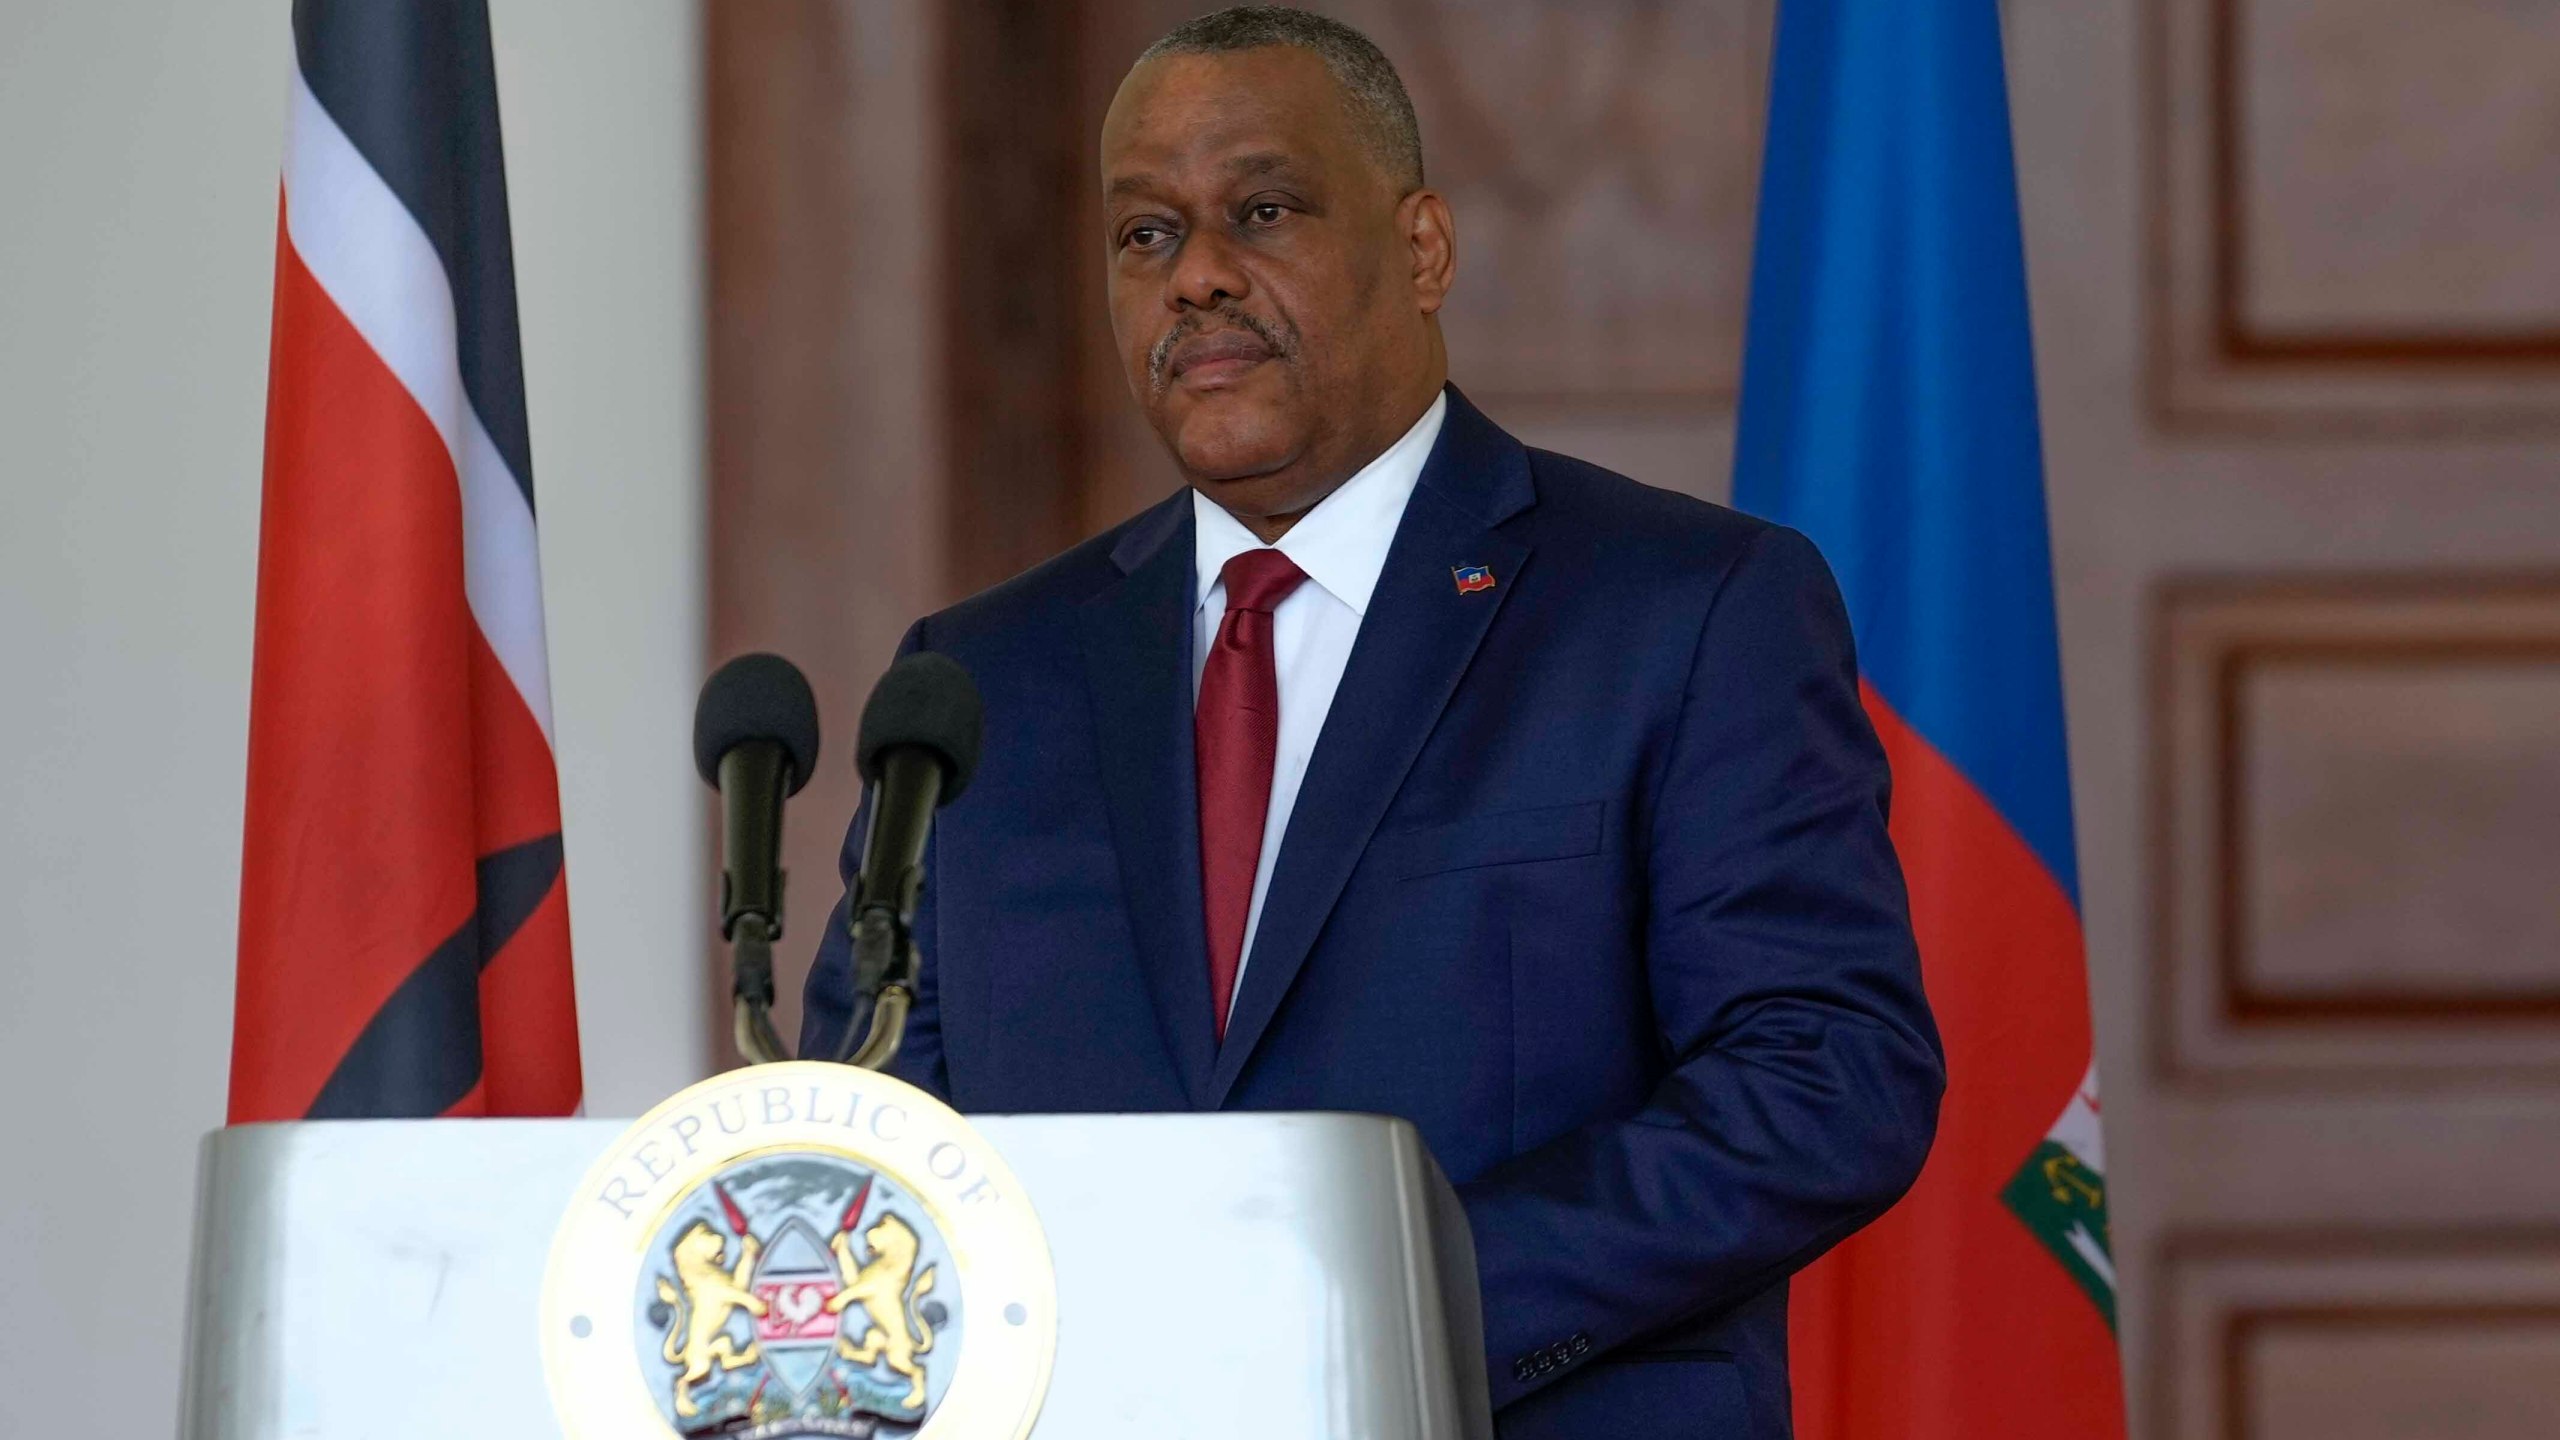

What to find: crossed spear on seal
left=709, top=1175, right=873, bottom=1245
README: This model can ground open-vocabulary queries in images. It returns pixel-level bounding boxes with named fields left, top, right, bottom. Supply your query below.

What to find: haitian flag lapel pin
left=1451, top=564, right=1497, bottom=595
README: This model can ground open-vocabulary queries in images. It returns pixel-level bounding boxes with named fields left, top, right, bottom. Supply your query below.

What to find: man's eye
left=1124, top=225, right=1168, bottom=249
left=1248, top=203, right=1287, bottom=225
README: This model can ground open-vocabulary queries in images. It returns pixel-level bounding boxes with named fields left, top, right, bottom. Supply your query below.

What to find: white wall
left=0, top=0, right=706, bottom=1423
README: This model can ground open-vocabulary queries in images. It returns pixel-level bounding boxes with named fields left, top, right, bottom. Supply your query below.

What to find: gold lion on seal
left=827, top=1212, right=939, bottom=1409
left=655, top=1221, right=767, bottom=1419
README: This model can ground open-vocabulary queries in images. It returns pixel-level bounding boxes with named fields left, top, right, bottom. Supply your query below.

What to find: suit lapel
left=1078, top=493, right=1217, bottom=1106
left=1209, top=388, right=1537, bottom=1103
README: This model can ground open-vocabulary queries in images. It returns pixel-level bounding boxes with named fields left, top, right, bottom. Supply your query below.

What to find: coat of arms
left=542, top=1063, right=1054, bottom=1440
left=643, top=1156, right=953, bottom=1435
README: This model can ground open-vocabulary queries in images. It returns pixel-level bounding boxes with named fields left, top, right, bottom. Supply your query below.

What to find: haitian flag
left=230, top=0, right=581, bottom=1121
left=1731, top=2, right=2125, bottom=1436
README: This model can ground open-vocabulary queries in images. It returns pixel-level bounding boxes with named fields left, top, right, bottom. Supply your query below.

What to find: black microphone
left=693, top=653, right=821, bottom=1062
left=838, top=652, right=982, bottom=1066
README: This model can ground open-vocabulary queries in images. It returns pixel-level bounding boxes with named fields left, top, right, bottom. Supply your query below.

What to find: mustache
left=1147, top=304, right=1298, bottom=396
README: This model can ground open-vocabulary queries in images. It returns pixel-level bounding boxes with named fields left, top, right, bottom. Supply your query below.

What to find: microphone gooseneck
left=837, top=652, right=983, bottom=1069
left=693, top=652, right=822, bottom=1065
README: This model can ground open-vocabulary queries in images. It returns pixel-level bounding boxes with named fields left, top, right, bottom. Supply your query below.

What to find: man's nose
left=1167, top=227, right=1250, bottom=312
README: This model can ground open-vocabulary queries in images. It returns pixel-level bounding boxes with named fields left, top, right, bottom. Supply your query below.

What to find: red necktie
left=1196, top=548, right=1308, bottom=1042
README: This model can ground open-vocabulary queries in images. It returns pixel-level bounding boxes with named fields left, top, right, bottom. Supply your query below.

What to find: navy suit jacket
left=805, top=387, right=1943, bottom=1438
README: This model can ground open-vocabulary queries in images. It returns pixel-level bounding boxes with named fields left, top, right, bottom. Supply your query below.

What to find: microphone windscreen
left=857, top=652, right=984, bottom=802
left=694, top=652, right=823, bottom=796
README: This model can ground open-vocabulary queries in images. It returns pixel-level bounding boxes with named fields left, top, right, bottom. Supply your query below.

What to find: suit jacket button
left=1569, top=1333, right=1591, bottom=1358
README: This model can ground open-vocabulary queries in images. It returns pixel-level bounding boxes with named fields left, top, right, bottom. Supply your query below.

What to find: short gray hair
left=1136, top=7, right=1424, bottom=191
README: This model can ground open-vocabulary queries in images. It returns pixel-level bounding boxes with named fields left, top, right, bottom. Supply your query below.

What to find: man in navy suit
left=807, top=9, right=1942, bottom=1436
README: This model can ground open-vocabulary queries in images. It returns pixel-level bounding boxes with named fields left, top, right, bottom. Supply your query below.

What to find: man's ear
left=1402, top=188, right=1457, bottom=316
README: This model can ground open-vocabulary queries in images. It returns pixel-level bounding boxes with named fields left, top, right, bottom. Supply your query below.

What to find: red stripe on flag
left=231, top=201, right=480, bottom=1122
left=479, top=868, right=581, bottom=1114
left=1788, top=682, right=2124, bottom=1439
left=462, top=621, right=580, bottom=1113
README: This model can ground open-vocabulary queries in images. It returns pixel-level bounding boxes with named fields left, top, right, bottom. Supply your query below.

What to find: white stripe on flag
left=280, top=69, right=557, bottom=743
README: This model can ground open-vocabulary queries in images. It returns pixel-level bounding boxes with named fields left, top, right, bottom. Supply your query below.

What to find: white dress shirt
left=1192, top=391, right=1447, bottom=1008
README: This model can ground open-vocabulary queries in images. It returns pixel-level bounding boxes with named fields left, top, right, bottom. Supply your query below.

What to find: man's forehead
left=1100, top=49, right=1356, bottom=189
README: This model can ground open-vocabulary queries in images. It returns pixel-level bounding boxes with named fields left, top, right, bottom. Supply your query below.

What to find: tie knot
left=1218, top=548, right=1308, bottom=615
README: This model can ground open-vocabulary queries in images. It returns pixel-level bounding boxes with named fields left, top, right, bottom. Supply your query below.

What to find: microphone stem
left=731, top=912, right=789, bottom=1065
left=835, top=906, right=916, bottom=1070
left=844, top=985, right=911, bottom=1070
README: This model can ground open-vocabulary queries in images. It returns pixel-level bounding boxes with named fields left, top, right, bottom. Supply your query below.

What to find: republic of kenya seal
left=542, top=1062, right=1056, bottom=1440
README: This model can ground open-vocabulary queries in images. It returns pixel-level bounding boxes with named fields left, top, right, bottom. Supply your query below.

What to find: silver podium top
left=180, top=1110, right=1491, bottom=1439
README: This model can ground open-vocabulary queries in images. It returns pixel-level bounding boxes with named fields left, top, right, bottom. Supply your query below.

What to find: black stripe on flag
left=305, top=832, right=565, bottom=1119
left=290, top=0, right=537, bottom=513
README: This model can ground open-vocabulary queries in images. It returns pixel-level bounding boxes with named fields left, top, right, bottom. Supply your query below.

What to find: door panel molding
left=2152, top=575, right=2560, bottom=1085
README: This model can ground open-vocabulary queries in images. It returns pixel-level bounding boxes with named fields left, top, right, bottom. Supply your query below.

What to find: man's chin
left=1161, top=396, right=1305, bottom=484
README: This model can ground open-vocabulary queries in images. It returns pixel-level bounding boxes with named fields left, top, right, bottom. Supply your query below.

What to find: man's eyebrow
left=1224, top=151, right=1304, bottom=182
left=1106, top=152, right=1310, bottom=202
left=1105, top=171, right=1162, bottom=203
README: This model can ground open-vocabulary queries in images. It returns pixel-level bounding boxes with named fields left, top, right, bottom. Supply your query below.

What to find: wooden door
left=2048, top=0, right=2560, bottom=1432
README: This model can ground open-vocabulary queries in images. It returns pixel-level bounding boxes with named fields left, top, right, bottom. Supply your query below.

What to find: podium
left=179, top=1105, right=1494, bottom=1438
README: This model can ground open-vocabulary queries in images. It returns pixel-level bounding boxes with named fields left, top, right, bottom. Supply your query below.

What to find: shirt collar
left=1192, top=390, right=1447, bottom=618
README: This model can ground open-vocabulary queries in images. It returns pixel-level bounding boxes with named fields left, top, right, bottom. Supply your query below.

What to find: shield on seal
left=749, top=1214, right=844, bottom=1398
